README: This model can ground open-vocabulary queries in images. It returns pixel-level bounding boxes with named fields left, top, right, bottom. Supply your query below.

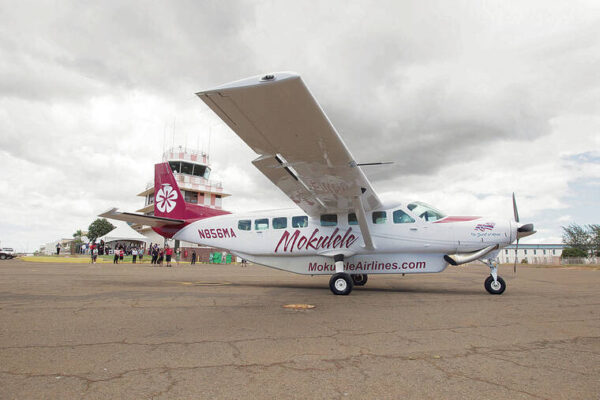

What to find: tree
left=561, top=223, right=590, bottom=255
left=72, top=230, right=84, bottom=254
left=561, top=247, right=587, bottom=258
left=588, top=224, right=600, bottom=256
left=88, top=218, right=115, bottom=242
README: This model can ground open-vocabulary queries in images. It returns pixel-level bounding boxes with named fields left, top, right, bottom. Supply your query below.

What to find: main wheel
left=0, top=254, right=6, bottom=260
left=352, top=274, right=368, bottom=286
left=329, top=273, right=354, bottom=295
left=484, top=275, right=506, bottom=295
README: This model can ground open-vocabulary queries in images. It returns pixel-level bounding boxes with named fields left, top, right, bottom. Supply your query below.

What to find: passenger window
left=348, top=213, right=358, bottom=225
left=238, top=220, right=251, bottom=231
left=292, top=216, right=308, bottom=228
left=273, top=217, right=287, bottom=229
left=255, top=218, right=269, bottom=230
left=372, top=211, right=387, bottom=224
left=393, top=210, right=415, bottom=224
left=320, top=214, right=337, bottom=226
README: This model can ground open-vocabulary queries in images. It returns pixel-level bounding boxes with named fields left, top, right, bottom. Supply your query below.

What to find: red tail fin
left=154, top=163, right=188, bottom=219
left=153, top=163, right=230, bottom=223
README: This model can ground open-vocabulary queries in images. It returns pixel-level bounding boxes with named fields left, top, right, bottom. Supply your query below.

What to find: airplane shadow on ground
left=229, top=281, right=483, bottom=296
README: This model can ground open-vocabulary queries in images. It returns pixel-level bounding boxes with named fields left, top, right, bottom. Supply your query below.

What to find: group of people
left=111, top=244, right=144, bottom=264
left=84, top=241, right=205, bottom=266
left=148, top=243, right=191, bottom=267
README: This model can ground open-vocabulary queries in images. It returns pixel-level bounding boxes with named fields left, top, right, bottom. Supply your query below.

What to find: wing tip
left=196, top=71, right=300, bottom=96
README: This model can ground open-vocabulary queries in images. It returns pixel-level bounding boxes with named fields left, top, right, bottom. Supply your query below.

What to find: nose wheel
left=483, top=258, right=506, bottom=295
left=484, top=275, right=506, bottom=294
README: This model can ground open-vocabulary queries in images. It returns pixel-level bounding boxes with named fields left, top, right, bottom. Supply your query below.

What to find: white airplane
left=101, top=72, right=535, bottom=295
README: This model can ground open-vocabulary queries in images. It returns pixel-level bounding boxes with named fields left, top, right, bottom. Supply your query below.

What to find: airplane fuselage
left=173, top=204, right=514, bottom=275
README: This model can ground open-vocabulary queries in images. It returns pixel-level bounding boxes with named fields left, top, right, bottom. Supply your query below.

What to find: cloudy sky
left=1, top=0, right=599, bottom=252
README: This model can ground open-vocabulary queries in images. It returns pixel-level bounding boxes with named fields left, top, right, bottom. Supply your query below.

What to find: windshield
left=407, top=202, right=446, bottom=222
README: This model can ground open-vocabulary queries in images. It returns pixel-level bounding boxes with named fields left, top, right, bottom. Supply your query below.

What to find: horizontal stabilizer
left=98, top=208, right=185, bottom=227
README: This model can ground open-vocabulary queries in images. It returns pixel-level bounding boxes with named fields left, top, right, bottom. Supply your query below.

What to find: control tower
left=135, top=146, right=231, bottom=246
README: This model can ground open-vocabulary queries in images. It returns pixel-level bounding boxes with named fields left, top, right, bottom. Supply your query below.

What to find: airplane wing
left=98, top=208, right=185, bottom=227
left=196, top=72, right=383, bottom=217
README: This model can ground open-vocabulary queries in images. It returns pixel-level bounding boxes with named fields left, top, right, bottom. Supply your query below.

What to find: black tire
left=329, top=273, right=354, bottom=295
left=352, top=274, right=368, bottom=286
left=484, top=275, right=506, bottom=295
left=0, top=254, right=6, bottom=260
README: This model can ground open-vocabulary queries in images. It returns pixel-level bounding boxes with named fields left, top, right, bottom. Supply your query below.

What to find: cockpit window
left=407, top=202, right=446, bottom=222
left=393, top=210, right=415, bottom=224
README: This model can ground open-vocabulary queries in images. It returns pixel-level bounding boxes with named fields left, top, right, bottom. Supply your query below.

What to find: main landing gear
left=352, top=274, right=368, bottom=286
left=329, top=273, right=353, bottom=295
left=328, top=273, right=369, bottom=295
left=484, top=259, right=506, bottom=295
left=328, top=254, right=369, bottom=295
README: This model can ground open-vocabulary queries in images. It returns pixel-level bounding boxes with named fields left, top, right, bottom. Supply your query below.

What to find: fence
left=560, top=257, right=599, bottom=265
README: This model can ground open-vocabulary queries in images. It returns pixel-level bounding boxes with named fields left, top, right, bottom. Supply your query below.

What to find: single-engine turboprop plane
left=101, top=72, right=536, bottom=295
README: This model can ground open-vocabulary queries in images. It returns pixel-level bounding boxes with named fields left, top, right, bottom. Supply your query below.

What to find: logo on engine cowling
left=155, top=184, right=178, bottom=213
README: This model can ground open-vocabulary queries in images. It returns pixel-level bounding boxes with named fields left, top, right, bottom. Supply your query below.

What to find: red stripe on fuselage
left=433, top=216, right=480, bottom=223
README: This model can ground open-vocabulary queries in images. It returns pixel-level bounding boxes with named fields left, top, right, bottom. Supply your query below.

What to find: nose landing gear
left=485, top=275, right=506, bottom=294
left=484, top=259, right=506, bottom=294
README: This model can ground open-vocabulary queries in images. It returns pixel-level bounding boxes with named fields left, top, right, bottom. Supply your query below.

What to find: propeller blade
left=513, top=238, right=519, bottom=275
left=512, top=192, right=520, bottom=223
left=356, top=162, right=394, bottom=166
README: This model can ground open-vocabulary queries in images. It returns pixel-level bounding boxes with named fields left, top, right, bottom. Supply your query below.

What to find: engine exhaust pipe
left=444, top=244, right=499, bottom=266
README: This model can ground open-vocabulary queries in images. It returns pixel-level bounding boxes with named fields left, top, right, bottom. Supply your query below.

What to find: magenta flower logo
left=155, top=184, right=178, bottom=213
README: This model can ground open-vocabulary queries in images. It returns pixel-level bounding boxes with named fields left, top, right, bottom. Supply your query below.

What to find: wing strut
left=352, top=193, right=375, bottom=250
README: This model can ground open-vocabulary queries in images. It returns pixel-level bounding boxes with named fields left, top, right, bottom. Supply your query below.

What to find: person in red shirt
left=165, top=245, right=174, bottom=267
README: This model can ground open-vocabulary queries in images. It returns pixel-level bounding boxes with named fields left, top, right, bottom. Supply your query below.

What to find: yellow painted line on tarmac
left=20, top=256, right=111, bottom=264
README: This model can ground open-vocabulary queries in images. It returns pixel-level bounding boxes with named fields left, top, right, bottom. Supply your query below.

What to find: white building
left=497, top=244, right=565, bottom=265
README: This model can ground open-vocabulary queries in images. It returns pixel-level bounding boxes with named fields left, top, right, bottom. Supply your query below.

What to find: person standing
left=56, top=242, right=61, bottom=255
left=119, top=247, right=124, bottom=262
left=113, top=248, right=119, bottom=264
left=132, top=248, right=138, bottom=264
left=138, top=246, right=144, bottom=263
left=165, top=245, right=173, bottom=267
left=191, top=251, right=196, bottom=265
left=175, top=248, right=181, bottom=266
left=152, top=246, right=158, bottom=265
left=92, top=247, right=98, bottom=264
left=158, top=248, right=164, bottom=266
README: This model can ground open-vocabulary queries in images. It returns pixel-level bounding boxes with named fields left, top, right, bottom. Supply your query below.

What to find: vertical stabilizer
left=154, top=163, right=187, bottom=219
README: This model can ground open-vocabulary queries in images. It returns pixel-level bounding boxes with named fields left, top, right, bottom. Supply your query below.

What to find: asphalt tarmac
left=0, top=260, right=598, bottom=400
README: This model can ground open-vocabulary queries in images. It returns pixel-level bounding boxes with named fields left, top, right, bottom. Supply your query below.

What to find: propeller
left=512, top=193, right=537, bottom=274
left=513, top=193, right=520, bottom=274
